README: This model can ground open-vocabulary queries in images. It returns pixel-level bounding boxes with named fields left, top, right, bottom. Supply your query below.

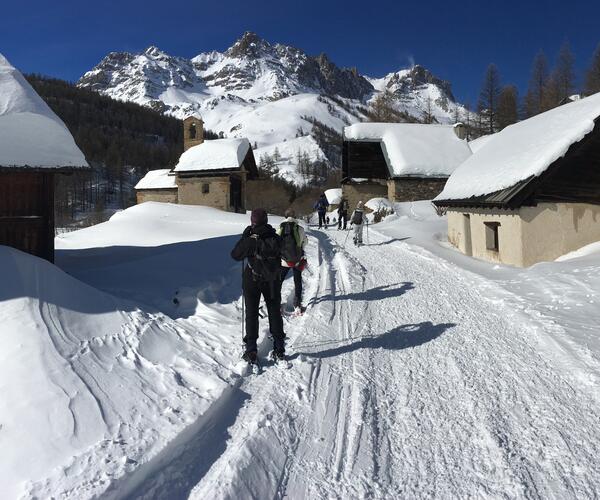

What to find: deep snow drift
left=0, top=203, right=270, bottom=498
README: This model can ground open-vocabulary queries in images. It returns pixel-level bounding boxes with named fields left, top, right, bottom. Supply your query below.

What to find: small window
left=202, top=183, right=210, bottom=194
left=484, top=222, right=500, bottom=251
left=189, top=123, right=197, bottom=139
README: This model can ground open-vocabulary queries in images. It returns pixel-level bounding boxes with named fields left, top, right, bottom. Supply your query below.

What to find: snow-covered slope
left=0, top=203, right=269, bottom=498
left=78, top=32, right=468, bottom=181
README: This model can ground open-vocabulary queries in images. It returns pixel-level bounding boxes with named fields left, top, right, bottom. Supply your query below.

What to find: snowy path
left=138, top=228, right=599, bottom=499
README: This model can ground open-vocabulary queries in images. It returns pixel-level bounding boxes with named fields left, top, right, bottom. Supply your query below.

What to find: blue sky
left=2, top=0, right=600, bottom=104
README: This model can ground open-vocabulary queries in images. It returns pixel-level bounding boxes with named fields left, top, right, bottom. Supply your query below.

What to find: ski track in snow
left=126, top=228, right=600, bottom=500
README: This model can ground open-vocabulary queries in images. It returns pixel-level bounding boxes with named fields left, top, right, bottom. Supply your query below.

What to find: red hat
left=251, top=208, right=268, bottom=226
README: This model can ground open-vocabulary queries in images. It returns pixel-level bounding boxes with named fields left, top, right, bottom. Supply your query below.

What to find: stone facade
left=177, top=175, right=234, bottom=211
left=447, top=202, right=600, bottom=267
left=183, top=116, right=204, bottom=152
left=387, top=178, right=447, bottom=203
left=342, top=181, right=388, bottom=212
left=136, top=189, right=178, bottom=204
left=246, top=178, right=292, bottom=214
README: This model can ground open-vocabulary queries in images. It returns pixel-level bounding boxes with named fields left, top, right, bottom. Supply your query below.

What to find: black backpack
left=280, top=221, right=302, bottom=264
left=251, top=234, right=281, bottom=283
left=352, top=209, right=364, bottom=225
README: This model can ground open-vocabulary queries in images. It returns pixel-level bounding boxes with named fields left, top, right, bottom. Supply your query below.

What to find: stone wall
left=388, top=178, right=447, bottom=203
left=447, top=202, right=600, bottom=267
left=342, top=181, right=388, bottom=212
left=246, top=178, right=293, bottom=215
left=177, top=176, right=230, bottom=211
left=136, top=189, right=178, bottom=204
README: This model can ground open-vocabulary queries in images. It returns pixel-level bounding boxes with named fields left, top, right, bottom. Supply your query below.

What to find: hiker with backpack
left=314, top=193, right=329, bottom=229
left=231, top=208, right=286, bottom=364
left=337, top=195, right=350, bottom=230
left=277, top=209, right=308, bottom=315
left=350, top=201, right=367, bottom=246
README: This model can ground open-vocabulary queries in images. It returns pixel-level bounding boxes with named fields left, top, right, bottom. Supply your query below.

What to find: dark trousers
left=243, top=270, right=285, bottom=353
left=318, top=211, right=327, bottom=228
left=281, top=266, right=302, bottom=307
left=338, top=211, right=348, bottom=229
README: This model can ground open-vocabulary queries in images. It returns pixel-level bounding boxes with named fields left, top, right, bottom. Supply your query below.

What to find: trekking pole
left=366, top=220, right=370, bottom=246
left=241, top=260, right=245, bottom=348
left=342, top=227, right=351, bottom=249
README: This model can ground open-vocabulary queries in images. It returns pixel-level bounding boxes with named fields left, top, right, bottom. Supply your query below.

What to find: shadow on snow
left=291, top=321, right=456, bottom=360
left=310, top=282, right=415, bottom=305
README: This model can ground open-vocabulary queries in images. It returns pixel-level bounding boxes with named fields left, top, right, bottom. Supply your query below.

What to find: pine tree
left=549, top=41, right=576, bottom=106
left=369, top=90, right=400, bottom=122
left=524, top=51, right=549, bottom=117
left=585, top=43, right=600, bottom=96
left=422, top=97, right=434, bottom=124
left=497, top=85, right=519, bottom=130
left=478, top=64, right=501, bottom=134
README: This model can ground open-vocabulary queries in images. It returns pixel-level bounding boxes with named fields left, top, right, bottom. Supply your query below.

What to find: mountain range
left=78, top=32, right=467, bottom=183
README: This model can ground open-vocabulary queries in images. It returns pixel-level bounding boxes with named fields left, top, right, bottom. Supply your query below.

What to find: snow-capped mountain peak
left=78, top=33, right=468, bottom=183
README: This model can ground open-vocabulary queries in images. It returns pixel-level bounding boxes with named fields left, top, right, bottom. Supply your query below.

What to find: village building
left=341, top=123, right=471, bottom=210
left=173, top=137, right=257, bottom=212
left=135, top=116, right=258, bottom=212
left=134, top=169, right=178, bottom=204
left=0, top=54, right=88, bottom=262
left=433, top=92, right=600, bottom=267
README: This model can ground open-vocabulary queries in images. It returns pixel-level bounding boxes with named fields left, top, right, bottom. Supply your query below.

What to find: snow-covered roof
left=468, top=134, right=495, bottom=153
left=174, top=138, right=250, bottom=172
left=344, top=123, right=471, bottom=178
left=436, top=92, right=600, bottom=202
left=324, top=188, right=342, bottom=205
left=134, top=169, right=177, bottom=190
left=0, top=53, right=88, bottom=169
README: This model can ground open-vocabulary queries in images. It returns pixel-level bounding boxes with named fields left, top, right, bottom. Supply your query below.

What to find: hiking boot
left=242, top=351, right=258, bottom=364
left=271, top=350, right=287, bottom=362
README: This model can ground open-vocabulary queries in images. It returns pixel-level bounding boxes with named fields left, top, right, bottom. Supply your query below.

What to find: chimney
left=453, top=122, right=467, bottom=140
left=183, top=116, right=204, bottom=151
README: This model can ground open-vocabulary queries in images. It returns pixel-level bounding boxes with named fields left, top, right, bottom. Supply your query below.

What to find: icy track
left=124, top=226, right=600, bottom=499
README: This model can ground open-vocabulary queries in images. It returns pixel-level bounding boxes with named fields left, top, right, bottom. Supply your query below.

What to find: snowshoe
left=271, top=350, right=291, bottom=368
left=242, top=351, right=262, bottom=374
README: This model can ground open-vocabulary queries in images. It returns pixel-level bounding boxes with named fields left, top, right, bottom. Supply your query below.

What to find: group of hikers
left=230, top=193, right=369, bottom=366
left=314, top=192, right=368, bottom=245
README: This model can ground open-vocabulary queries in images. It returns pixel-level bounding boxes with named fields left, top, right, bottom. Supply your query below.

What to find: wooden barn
left=342, top=123, right=471, bottom=210
left=0, top=53, right=88, bottom=262
left=433, top=92, right=600, bottom=267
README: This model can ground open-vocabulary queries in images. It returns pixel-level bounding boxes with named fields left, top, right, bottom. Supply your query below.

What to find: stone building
left=433, top=92, right=600, bottom=267
left=134, top=169, right=178, bottom=204
left=341, top=123, right=471, bottom=210
left=135, top=117, right=258, bottom=212
left=0, top=53, right=88, bottom=262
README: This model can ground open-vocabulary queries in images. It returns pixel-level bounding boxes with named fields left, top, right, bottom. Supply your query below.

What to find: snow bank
left=134, top=169, right=177, bottom=190
left=366, top=197, right=393, bottom=212
left=325, top=188, right=342, bottom=205
left=436, top=92, right=600, bottom=201
left=0, top=203, right=271, bottom=498
left=0, top=53, right=88, bottom=168
left=174, top=138, right=250, bottom=172
left=344, top=123, right=471, bottom=177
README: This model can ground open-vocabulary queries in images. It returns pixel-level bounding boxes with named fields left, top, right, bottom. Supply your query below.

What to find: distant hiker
left=314, top=193, right=329, bottom=229
left=277, top=209, right=308, bottom=314
left=231, top=208, right=286, bottom=363
left=338, top=195, right=350, bottom=230
left=351, top=201, right=367, bottom=246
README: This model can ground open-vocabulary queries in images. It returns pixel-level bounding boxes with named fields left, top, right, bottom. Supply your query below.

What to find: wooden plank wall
left=0, top=172, right=55, bottom=261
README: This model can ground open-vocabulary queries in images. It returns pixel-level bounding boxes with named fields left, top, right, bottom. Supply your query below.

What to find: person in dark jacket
left=314, top=193, right=329, bottom=229
left=231, top=208, right=286, bottom=362
left=337, top=195, right=350, bottom=230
